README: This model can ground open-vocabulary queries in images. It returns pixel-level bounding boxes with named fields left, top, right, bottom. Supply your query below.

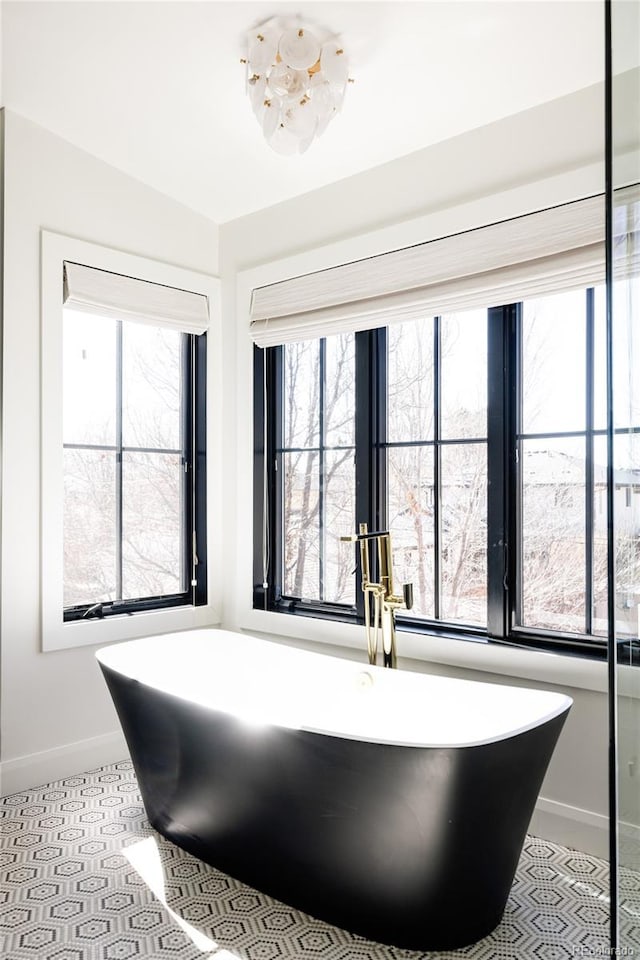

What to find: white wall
left=0, top=110, right=219, bottom=794
left=220, top=83, right=616, bottom=858
left=221, top=81, right=604, bottom=270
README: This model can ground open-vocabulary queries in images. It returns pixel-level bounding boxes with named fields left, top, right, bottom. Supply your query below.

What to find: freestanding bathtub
left=96, top=629, right=572, bottom=951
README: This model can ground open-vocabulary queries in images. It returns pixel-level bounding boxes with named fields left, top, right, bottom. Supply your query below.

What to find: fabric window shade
left=249, top=195, right=606, bottom=347
left=613, top=183, right=640, bottom=280
left=63, top=261, right=209, bottom=335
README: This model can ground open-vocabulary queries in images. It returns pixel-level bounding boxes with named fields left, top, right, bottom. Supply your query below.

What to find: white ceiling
left=2, top=1, right=604, bottom=224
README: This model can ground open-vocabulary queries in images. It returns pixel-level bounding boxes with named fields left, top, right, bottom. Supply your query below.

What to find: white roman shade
left=613, top=183, right=640, bottom=277
left=64, top=261, right=210, bottom=335
left=249, top=195, right=605, bottom=348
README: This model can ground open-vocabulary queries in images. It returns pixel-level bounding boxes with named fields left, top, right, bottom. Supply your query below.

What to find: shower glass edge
left=609, top=0, right=640, bottom=953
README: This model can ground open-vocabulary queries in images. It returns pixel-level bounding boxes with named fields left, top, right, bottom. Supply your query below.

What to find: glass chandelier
left=243, top=16, right=350, bottom=155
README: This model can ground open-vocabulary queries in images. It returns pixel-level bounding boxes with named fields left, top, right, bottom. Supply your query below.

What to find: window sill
left=42, top=603, right=220, bottom=652
left=240, top=607, right=610, bottom=696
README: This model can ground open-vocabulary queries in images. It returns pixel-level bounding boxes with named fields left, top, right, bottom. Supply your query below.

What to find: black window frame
left=63, top=326, right=207, bottom=622
left=254, top=291, right=636, bottom=663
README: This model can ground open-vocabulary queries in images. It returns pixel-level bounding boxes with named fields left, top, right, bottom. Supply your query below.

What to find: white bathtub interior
left=96, top=628, right=573, bottom=750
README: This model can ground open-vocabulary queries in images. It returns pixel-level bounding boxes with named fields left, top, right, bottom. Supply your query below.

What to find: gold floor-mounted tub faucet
left=341, top=523, right=413, bottom=669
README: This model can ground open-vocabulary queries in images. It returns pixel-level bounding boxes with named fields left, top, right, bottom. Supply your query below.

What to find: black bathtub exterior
left=99, top=662, right=569, bottom=951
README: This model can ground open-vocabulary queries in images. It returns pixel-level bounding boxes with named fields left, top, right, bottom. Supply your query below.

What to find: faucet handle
left=403, top=582, right=414, bottom=611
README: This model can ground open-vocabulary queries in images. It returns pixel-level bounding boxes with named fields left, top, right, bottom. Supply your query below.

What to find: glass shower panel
left=611, top=0, right=640, bottom=951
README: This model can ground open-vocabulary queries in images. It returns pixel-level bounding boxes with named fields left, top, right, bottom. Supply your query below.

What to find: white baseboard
left=531, top=795, right=609, bottom=860
left=0, top=731, right=129, bottom=797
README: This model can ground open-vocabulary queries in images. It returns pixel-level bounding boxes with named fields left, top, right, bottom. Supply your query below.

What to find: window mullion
left=192, top=332, right=208, bottom=606
left=319, top=339, right=326, bottom=601
left=487, top=305, right=514, bottom=640
left=375, top=327, right=387, bottom=535
left=354, top=329, right=385, bottom=619
left=271, top=347, right=284, bottom=604
left=434, top=317, right=441, bottom=621
left=354, top=330, right=371, bottom=619
left=181, top=334, right=193, bottom=600
left=512, top=304, right=524, bottom=630
left=115, top=320, right=124, bottom=602
left=252, top=347, right=268, bottom=609
left=586, top=288, right=595, bottom=635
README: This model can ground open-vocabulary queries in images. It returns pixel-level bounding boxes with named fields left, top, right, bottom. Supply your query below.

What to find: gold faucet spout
left=341, top=522, right=412, bottom=669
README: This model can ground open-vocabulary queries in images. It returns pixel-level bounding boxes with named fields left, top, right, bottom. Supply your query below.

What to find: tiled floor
left=1, top=760, right=638, bottom=959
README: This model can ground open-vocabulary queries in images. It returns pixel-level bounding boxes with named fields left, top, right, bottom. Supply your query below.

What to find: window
left=255, top=284, right=628, bottom=659
left=387, top=311, right=488, bottom=626
left=63, top=313, right=207, bottom=620
left=279, top=334, right=356, bottom=604
left=517, top=288, right=605, bottom=639
left=41, top=232, right=219, bottom=651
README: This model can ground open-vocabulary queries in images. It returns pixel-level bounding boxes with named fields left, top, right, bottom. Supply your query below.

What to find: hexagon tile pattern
left=0, top=760, right=638, bottom=959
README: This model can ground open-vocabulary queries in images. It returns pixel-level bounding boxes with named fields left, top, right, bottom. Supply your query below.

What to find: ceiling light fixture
left=242, top=16, right=350, bottom=155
